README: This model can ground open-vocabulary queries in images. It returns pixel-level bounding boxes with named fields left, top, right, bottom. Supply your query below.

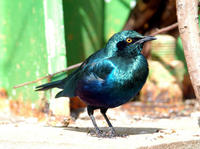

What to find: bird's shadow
left=62, top=126, right=161, bottom=136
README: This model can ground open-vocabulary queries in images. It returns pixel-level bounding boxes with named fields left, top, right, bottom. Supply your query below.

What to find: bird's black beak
left=136, top=36, right=157, bottom=44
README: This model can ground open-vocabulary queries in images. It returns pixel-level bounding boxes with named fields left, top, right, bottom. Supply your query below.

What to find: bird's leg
left=87, top=106, right=102, bottom=136
left=100, top=108, right=116, bottom=137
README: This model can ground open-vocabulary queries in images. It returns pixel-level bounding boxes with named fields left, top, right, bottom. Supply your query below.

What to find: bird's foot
left=107, top=128, right=127, bottom=138
left=107, top=127, right=117, bottom=137
left=88, top=128, right=127, bottom=138
left=88, top=129, right=105, bottom=137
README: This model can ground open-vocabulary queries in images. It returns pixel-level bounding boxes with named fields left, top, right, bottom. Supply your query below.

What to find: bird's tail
left=35, top=80, right=64, bottom=91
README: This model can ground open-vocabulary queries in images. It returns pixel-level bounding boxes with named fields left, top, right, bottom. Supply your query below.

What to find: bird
left=36, top=30, right=156, bottom=137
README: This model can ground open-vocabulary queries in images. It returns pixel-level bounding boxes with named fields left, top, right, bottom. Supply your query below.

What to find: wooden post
left=176, top=0, right=200, bottom=101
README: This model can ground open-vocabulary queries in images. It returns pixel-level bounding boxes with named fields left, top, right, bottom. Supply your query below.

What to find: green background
left=0, top=0, right=133, bottom=102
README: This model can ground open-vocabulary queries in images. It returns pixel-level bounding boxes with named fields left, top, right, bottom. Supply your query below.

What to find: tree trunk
left=176, top=0, right=200, bottom=101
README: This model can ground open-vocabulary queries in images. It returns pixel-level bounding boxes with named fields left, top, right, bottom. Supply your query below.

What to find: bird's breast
left=107, top=55, right=148, bottom=89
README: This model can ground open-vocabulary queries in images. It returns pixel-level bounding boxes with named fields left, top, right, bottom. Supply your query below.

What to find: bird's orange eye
left=126, top=38, right=132, bottom=43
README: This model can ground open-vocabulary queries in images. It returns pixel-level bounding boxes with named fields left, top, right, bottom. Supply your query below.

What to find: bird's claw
left=88, top=128, right=127, bottom=138
left=107, top=128, right=127, bottom=138
left=88, top=129, right=104, bottom=137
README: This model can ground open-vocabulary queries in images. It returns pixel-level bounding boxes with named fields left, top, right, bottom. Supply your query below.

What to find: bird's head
left=105, top=30, right=156, bottom=57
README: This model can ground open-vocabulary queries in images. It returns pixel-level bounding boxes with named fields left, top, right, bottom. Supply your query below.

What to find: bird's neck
left=114, top=54, right=148, bottom=82
left=118, top=50, right=138, bottom=58
left=131, top=54, right=149, bottom=83
left=117, top=45, right=143, bottom=58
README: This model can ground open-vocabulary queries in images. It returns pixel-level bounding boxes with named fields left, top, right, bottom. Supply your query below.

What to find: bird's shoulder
left=81, top=48, right=108, bottom=67
left=82, top=57, right=116, bottom=81
left=80, top=54, right=145, bottom=82
left=62, top=48, right=108, bottom=82
left=82, top=54, right=148, bottom=78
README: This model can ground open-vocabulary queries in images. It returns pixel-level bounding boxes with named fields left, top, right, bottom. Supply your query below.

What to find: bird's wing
left=56, top=57, right=116, bottom=98
left=55, top=48, right=113, bottom=98
left=83, top=58, right=116, bottom=82
left=61, top=48, right=108, bottom=83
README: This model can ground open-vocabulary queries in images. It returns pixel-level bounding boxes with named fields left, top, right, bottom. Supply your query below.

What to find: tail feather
left=55, top=91, right=64, bottom=98
left=35, top=80, right=63, bottom=91
left=35, top=68, right=81, bottom=97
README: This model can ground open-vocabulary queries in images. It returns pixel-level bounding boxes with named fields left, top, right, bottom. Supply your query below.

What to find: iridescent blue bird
left=36, top=30, right=156, bottom=137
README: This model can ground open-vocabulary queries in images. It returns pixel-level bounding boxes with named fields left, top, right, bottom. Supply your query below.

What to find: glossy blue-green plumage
left=36, top=30, right=154, bottom=108
left=76, top=54, right=148, bottom=108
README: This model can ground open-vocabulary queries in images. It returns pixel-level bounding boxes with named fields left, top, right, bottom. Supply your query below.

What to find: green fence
left=0, top=0, right=133, bottom=102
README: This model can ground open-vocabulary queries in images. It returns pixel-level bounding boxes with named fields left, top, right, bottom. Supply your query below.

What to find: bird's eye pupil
left=126, top=38, right=132, bottom=43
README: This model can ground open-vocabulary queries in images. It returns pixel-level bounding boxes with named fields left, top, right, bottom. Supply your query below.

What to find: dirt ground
left=0, top=104, right=200, bottom=149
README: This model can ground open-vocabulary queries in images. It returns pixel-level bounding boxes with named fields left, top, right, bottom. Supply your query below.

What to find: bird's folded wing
left=83, top=58, right=116, bottom=82
left=56, top=58, right=116, bottom=98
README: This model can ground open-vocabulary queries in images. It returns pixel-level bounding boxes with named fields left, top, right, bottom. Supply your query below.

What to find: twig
left=14, top=22, right=179, bottom=89
left=150, top=22, right=178, bottom=36
left=13, top=62, right=82, bottom=89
